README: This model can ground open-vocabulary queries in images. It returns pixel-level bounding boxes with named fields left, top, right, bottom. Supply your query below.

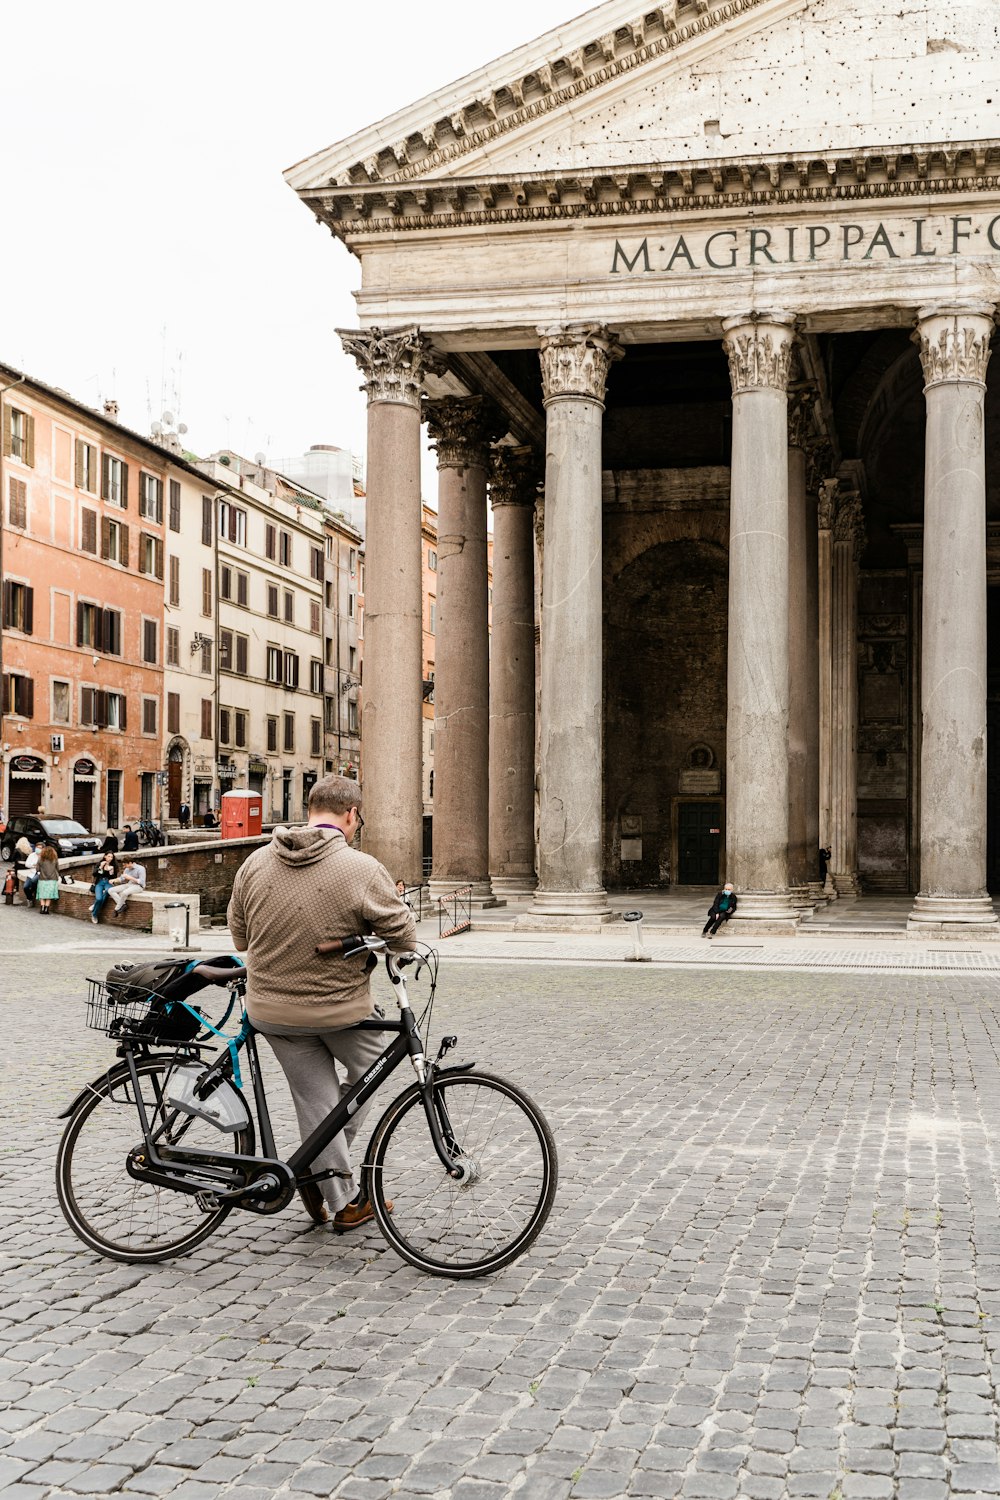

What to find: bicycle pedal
left=195, top=1189, right=221, bottom=1212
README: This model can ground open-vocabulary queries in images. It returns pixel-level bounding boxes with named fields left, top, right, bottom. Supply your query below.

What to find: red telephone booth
left=220, top=790, right=263, bottom=840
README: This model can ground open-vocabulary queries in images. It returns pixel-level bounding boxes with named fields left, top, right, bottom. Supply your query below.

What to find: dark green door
left=678, top=801, right=721, bottom=885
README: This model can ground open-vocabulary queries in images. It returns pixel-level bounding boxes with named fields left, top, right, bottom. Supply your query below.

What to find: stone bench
left=31, top=876, right=202, bottom=936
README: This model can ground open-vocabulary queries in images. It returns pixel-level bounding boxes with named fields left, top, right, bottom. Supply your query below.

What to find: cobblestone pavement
left=5, top=954, right=1000, bottom=1499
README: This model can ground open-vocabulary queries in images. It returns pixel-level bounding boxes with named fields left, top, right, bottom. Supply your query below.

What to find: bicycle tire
left=56, top=1055, right=254, bottom=1263
left=364, top=1069, right=557, bottom=1278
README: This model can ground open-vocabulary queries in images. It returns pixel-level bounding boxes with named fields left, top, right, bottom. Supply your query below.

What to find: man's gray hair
left=309, top=775, right=362, bottom=818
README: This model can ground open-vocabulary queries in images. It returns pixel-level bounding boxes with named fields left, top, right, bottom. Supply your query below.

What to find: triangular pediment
left=287, top=0, right=1000, bottom=235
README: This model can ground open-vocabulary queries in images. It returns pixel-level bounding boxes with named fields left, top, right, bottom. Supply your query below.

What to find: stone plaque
left=620, top=838, right=643, bottom=862
left=678, top=769, right=721, bottom=795
left=861, top=671, right=902, bottom=724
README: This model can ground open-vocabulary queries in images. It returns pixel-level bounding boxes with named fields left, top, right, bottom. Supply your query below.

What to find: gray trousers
left=262, top=1023, right=389, bottom=1213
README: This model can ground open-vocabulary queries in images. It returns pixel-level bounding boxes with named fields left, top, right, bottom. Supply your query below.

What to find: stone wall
left=59, top=834, right=269, bottom=924
left=856, top=571, right=911, bottom=891
left=603, top=470, right=730, bottom=888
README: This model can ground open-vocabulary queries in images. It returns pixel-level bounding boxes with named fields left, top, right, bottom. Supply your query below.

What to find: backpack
left=104, top=956, right=243, bottom=1042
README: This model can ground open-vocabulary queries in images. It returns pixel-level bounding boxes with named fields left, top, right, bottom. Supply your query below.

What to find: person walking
left=36, top=846, right=61, bottom=915
left=89, top=851, right=118, bottom=924
left=227, top=774, right=416, bottom=1230
left=702, top=882, right=738, bottom=937
left=178, top=802, right=191, bottom=830
left=109, top=858, right=147, bottom=915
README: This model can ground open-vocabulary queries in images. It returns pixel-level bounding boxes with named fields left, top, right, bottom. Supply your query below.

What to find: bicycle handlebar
left=315, top=934, right=387, bottom=958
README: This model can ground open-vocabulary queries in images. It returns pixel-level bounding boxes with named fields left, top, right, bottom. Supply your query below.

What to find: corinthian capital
left=538, top=325, right=623, bottom=406
left=490, top=445, right=540, bottom=507
left=424, top=395, right=505, bottom=470
left=787, top=386, right=817, bottom=450
left=722, top=313, right=796, bottom=395
left=833, top=490, right=866, bottom=563
left=914, top=306, right=995, bottom=390
left=338, top=325, right=442, bottom=408
left=817, top=477, right=839, bottom=530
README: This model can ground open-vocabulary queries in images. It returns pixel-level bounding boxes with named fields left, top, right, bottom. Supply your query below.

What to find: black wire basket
left=85, top=978, right=203, bottom=1043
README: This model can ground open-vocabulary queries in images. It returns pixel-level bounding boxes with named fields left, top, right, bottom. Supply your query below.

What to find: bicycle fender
left=57, top=1066, right=130, bottom=1119
left=436, top=1062, right=477, bottom=1076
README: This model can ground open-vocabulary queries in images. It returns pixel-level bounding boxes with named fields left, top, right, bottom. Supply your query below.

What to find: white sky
left=4, top=0, right=579, bottom=497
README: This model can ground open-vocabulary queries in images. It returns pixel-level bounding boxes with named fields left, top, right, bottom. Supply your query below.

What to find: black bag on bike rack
left=104, top=957, right=241, bottom=1042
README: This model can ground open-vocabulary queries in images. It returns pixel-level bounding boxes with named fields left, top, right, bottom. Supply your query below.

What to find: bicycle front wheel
left=56, top=1056, right=253, bottom=1263
left=365, top=1070, right=557, bottom=1278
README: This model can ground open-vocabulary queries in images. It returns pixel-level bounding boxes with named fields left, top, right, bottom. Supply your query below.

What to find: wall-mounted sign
left=11, top=755, right=45, bottom=774
left=74, top=759, right=96, bottom=777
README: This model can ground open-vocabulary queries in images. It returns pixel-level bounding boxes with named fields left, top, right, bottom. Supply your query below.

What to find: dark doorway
left=7, top=773, right=44, bottom=818
left=106, top=770, right=121, bottom=830
left=987, top=589, right=1000, bottom=892
left=677, top=801, right=722, bottom=885
left=72, top=779, right=94, bottom=829
left=167, top=749, right=183, bottom=818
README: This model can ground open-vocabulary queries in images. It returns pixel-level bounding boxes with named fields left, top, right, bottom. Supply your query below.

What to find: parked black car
left=0, top=815, right=101, bottom=863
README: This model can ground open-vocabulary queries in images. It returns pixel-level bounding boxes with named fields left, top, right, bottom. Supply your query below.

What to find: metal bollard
left=622, top=909, right=650, bottom=962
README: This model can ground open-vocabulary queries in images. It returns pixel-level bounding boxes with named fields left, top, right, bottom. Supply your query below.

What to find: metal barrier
left=438, top=885, right=472, bottom=938
left=402, top=883, right=431, bottom=920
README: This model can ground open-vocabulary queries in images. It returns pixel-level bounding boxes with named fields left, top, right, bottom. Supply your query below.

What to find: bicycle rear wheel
left=365, top=1070, right=557, bottom=1278
left=56, top=1055, right=253, bottom=1263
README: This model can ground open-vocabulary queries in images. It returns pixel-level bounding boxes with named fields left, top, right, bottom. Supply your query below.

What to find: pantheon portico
left=286, top=0, right=1000, bottom=935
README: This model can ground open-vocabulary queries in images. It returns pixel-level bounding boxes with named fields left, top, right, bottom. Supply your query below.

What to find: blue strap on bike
left=173, top=1002, right=248, bottom=1087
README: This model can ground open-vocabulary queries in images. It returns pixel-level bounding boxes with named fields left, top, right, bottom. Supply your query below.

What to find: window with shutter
left=236, top=571, right=248, bottom=607
left=102, top=610, right=121, bottom=656
left=283, top=713, right=295, bottom=752
left=266, top=716, right=278, bottom=752
left=155, top=538, right=164, bottom=580
left=169, top=554, right=180, bottom=606
left=142, top=698, right=158, bottom=735
left=220, top=565, right=232, bottom=601
left=311, top=547, right=323, bottom=580
left=167, top=626, right=179, bottom=666
left=102, top=453, right=126, bottom=506
left=266, top=645, right=282, bottom=684
left=311, top=719, right=321, bottom=757
left=81, top=687, right=96, bottom=726
left=219, top=630, right=232, bottom=671
left=101, top=515, right=111, bottom=559
left=279, top=531, right=291, bottom=567
left=2, top=582, right=32, bottom=634
left=235, top=710, right=248, bottom=748
left=267, top=584, right=278, bottom=618
left=219, top=708, right=231, bottom=745
left=81, top=508, right=97, bottom=553
left=200, top=639, right=212, bottom=674
left=119, top=523, right=130, bottom=568
left=167, top=693, right=180, bottom=734
left=201, top=699, right=213, bottom=740
left=169, top=479, right=181, bottom=532
left=284, top=651, right=299, bottom=689
left=143, top=620, right=158, bottom=664
left=8, top=477, right=27, bottom=527
left=202, top=569, right=212, bottom=616
left=310, top=659, right=323, bottom=694
left=235, top=634, right=248, bottom=676
left=202, top=495, right=212, bottom=545
left=265, top=524, right=276, bottom=560
left=95, top=689, right=108, bottom=729
left=284, top=590, right=294, bottom=624
left=310, top=599, right=321, bottom=634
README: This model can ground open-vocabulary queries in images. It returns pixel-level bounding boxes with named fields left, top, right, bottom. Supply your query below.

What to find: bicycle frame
left=118, top=951, right=469, bottom=1211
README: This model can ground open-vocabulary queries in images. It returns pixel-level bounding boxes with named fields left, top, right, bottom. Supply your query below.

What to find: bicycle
left=55, top=939, right=558, bottom=1279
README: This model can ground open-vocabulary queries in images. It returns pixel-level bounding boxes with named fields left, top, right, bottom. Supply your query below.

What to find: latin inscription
left=610, top=214, right=1000, bottom=274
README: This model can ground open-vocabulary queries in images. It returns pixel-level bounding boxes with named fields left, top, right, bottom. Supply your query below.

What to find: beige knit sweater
left=227, top=825, right=417, bottom=1030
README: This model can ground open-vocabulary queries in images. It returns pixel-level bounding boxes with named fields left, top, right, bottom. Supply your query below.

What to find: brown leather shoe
left=297, top=1181, right=329, bottom=1225
left=333, top=1195, right=392, bottom=1232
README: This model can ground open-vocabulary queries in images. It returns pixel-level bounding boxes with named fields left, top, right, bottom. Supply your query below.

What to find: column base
left=518, top=888, right=614, bottom=929
left=807, top=881, right=828, bottom=905
left=830, top=870, right=862, bottom=899
left=489, top=874, right=538, bottom=899
left=724, top=890, right=801, bottom=937
left=789, top=884, right=815, bottom=911
left=906, top=893, right=1000, bottom=939
left=427, top=878, right=504, bottom=910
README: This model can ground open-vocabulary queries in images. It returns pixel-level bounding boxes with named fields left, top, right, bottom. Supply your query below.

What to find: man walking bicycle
left=227, top=775, right=416, bottom=1229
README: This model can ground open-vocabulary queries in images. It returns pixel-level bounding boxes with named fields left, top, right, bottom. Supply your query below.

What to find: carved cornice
left=424, top=395, right=505, bottom=469
left=308, top=141, right=1000, bottom=236
left=914, top=308, right=995, bottom=389
left=817, top=477, right=839, bottom=530
left=539, top=326, right=623, bottom=406
left=722, top=314, right=795, bottom=395
left=833, top=490, right=866, bottom=563
left=322, top=1, right=765, bottom=193
left=337, top=325, right=441, bottom=407
left=490, top=445, right=540, bottom=507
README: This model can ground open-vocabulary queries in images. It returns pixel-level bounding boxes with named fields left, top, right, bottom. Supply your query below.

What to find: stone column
left=816, top=478, right=836, bottom=898
left=529, top=325, right=622, bottom=923
left=338, top=326, right=437, bottom=883
left=722, top=313, right=798, bottom=930
left=489, top=446, right=539, bottom=896
left=424, top=395, right=503, bottom=903
left=803, top=447, right=827, bottom=904
left=908, top=304, right=998, bottom=935
left=829, top=488, right=865, bottom=897
left=787, top=391, right=813, bottom=907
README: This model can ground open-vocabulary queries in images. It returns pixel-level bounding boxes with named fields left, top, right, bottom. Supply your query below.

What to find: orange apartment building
left=1, top=367, right=178, bottom=830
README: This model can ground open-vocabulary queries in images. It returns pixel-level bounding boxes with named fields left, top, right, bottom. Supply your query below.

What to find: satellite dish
left=151, top=421, right=163, bottom=436
left=178, top=423, right=188, bottom=435
left=254, top=451, right=266, bottom=466
left=162, top=410, right=175, bottom=426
